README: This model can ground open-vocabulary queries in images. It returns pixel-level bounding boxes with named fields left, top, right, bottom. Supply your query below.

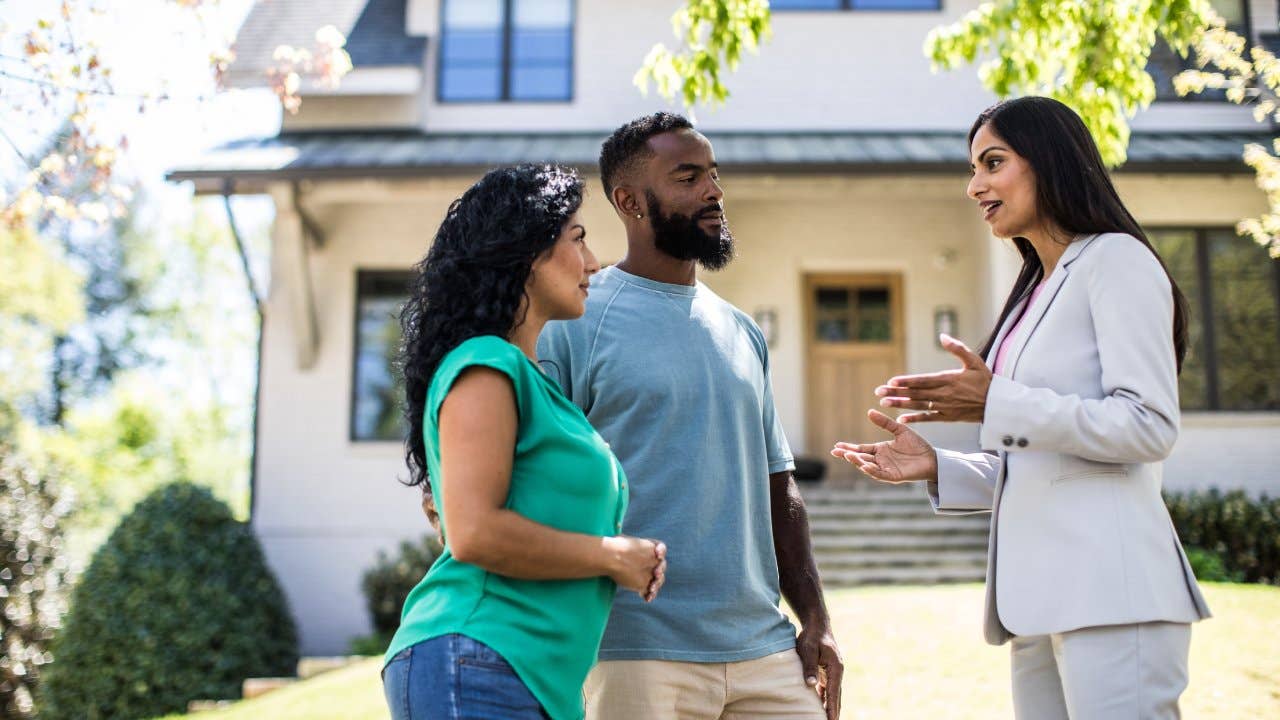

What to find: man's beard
left=645, top=190, right=735, bottom=271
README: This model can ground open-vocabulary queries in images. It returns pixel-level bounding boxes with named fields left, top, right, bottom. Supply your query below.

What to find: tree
left=1, top=0, right=351, bottom=228
left=924, top=0, right=1211, bottom=167
left=1175, top=11, right=1280, bottom=258
left=0, top=414, right=74, bottom=720
left=0, top=226, right=79, bottom=720
left=634, top=0, right=771, bottom=114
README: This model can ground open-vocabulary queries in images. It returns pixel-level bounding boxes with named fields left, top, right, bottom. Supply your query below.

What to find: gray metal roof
left=168, top=129, right=1270, bottom=186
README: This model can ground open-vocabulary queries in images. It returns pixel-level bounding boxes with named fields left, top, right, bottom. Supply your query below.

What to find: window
left=352, top=271, right=413, bottom=441
left=1149, top=0, right=1248, bottom=101
left=439, top=0, right=573, bottom=102
left=770, top=0, right=940, bottom=10
left=1150, top=229, right=1280, bottom=411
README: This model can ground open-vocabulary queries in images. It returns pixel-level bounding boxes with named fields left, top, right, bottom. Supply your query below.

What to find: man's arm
left=770, top=470, right=842, bottom=720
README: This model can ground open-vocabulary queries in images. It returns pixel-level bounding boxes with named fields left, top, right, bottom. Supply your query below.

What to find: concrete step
left=800, top=486, right=928, bottom=506
left=819, top=565, right=986, bottom=586
left=812, top=534, right=988, bottom=551
left=805, top=502, right=945, bottom=519
left=814, top=549, right=988, bottom=570
left=808, top=517, right=989, bottom=535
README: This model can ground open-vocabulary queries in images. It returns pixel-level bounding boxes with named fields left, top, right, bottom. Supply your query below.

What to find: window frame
left=1149, top=226, right=1280, bottom=412
left=349, top=269, right=415, bottom=443
left=1152, top=0, right=1252, bottom=103
left=436, top=0, right=577, bottom=104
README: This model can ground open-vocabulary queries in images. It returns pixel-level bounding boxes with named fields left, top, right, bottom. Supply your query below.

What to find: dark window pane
left=512, top=29, right=571, bottom=63
left=771, top=0, right=841, bottom=8
left=851, top=0, right=939, bottom=8
left=1150, top=230, right=1209, bottom=410
left=855, top=288, right=891, bottom=341
left=353, top=273, right=411, bottom=441
left=440, top=67, right=502, bottom=100
left=1206, top=230, right=1280, bottom=410
left=817, top=288, right=850, bottom=309
left=1151, top=0, right=1246, bottom=101
left=442, top=30, right=503, bottom=62
left=511, top=66, right=571, bottom=100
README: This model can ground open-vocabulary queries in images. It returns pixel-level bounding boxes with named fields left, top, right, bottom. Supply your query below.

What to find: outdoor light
left=934, top=307, right=957, bottom=347
left=754, top=308, right=778, bottom=347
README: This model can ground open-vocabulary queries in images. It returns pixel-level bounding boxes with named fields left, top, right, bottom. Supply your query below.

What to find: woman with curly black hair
left=382, top=164, right=667, bottom=720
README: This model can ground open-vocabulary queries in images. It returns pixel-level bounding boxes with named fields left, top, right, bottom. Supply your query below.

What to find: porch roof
left=168, top=129, right=1271, bottom=191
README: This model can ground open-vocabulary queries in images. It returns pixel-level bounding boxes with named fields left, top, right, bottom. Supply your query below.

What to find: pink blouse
left=993, top=281, right=1047, bottom=376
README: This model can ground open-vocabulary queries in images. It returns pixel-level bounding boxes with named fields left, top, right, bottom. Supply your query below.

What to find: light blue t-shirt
left=537, top=266, right=798, bottom=662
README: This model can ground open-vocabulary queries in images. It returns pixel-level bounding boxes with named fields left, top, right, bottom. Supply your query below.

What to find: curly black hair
left=399, top=164, right=584, bottom=489
left=598, top=112, right=694, bottom=206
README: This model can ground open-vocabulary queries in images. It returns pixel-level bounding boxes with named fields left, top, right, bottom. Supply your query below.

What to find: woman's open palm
left=830, top=410, right=937, bottom=483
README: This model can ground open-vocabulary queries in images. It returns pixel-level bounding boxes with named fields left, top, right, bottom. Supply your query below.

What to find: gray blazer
left=928, top=233, right=1211, bottom=645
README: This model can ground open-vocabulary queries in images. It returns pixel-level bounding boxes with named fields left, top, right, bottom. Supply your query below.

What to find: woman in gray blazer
left=832, top=96, right=1211, bottom=719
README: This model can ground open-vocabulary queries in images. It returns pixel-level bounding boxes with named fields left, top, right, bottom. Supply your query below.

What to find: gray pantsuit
left=926, top=234, right=1211, bottom=718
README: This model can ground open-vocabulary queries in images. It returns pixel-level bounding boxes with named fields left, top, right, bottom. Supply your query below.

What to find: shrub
left=1184, top=546, right=1245, bottom=583
left=1, top=428, right=73, bottom=720
left=1165, top=489, right=1280, bottom=585
left=359, top=534, right=442, bottom=647
left=41, top=483, right=297, bottom=719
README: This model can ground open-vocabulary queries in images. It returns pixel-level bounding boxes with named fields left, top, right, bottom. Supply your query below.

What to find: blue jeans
left=382, top=634, right=550, bottom=720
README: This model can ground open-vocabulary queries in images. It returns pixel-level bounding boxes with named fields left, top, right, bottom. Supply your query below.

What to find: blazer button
left=1002, top=435, right=1014, bottom=447
left=1017, top=438, right=1029, bottom=447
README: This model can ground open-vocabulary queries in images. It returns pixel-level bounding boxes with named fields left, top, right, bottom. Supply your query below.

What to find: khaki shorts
left=584, top=649, right=826, bottom=720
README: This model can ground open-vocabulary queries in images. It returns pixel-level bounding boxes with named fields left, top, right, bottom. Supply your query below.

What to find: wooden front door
left=804, top=274, right=905, bottom=483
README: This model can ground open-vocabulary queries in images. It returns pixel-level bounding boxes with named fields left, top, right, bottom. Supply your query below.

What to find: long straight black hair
left=971, top=96, right=1189, bottom=373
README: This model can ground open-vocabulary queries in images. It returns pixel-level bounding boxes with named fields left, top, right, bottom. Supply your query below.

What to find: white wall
left=410, top=0, right=1260, bottom=134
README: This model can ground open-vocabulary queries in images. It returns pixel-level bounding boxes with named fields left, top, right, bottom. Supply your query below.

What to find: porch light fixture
left=934, top=307, right=957, bottom=347
left=754, top=308, right=778, bottom=347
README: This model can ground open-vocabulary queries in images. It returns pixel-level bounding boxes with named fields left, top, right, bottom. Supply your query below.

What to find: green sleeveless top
left=384, top=335, right=628, bottom=720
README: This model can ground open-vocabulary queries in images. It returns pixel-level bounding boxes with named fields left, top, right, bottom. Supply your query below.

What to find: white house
left=170, top=0, right=1280, bottom=655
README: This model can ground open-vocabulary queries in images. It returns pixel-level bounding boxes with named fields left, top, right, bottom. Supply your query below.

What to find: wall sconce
left=934, top=306, right=957, bottom=347
left=753, top=308, right=778, bottom=348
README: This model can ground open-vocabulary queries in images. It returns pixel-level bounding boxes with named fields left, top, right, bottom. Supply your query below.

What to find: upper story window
left=1150, top=228, right=1280, bottom=411
left=352, top=271, right=412, bottom=442
left=770, top=0, right=940, bottom=10
left=1150, top=0, right=1248, bottom=101
left=439, top=0, right=573, bottom=102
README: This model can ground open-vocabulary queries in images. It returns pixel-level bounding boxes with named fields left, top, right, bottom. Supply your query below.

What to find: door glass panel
left=815, top=288, right=851, bottom=342
left=855, top=288, right=891, bottom=341
left=814, top=285, right=892, bottom=343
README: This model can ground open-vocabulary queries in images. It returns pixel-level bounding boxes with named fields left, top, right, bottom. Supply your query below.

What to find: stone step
left=808, top=517, right=989, bottom=535
left=800, top=486, right=928, bottom=506
left=814, top=549, right=988, bottom=570
left=812, top=534, right=988, bottom=551
left=819, top=565, right=986, bottom=586
left=805, top=503, right=948, bottom=519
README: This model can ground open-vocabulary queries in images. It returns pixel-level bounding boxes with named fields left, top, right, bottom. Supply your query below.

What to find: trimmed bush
left=41, top=483, right=297, bottom=719
left=358, top=534, right=442, bottom=650
left=1165, top=489, right=1280, bottom=585
left=1, top=429, right=73, bottom=720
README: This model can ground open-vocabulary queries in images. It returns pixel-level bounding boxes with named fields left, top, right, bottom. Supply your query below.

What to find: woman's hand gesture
left=604, top=536, right=667, bottom=602
left=875, top=334, right=992, bottom=424
left=830, top=409, right=938, bottom=483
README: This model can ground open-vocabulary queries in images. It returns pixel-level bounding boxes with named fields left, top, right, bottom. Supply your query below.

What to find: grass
left=158, top=582, right=1279, bottom=720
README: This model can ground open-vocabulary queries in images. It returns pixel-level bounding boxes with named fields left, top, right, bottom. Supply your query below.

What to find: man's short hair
left=598, top=112, right=695, bottom=206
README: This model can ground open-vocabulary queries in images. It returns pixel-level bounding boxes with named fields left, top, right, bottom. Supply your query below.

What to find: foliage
left=360, top=534, right=442, bottom=639
left=635, top=0, right=771, bottom=113
left=0, top=0, right=350, bottom=228
left=924, top=0, right=1210, bottom=166
left=40, top=483, right=297, bottom=720
left=0, top=412, right=74, bottom=720
left=1175, top=11, right=1280, bottom=258
left=1185, top=546, right=1245, bottom=583
left=1165, top=489, right=1280, bottom=585
left=0, top=226, right=85, bottom=415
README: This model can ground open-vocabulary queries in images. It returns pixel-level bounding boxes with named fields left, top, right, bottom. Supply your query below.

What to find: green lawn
left=159, top=583, right=1280, bottom=720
